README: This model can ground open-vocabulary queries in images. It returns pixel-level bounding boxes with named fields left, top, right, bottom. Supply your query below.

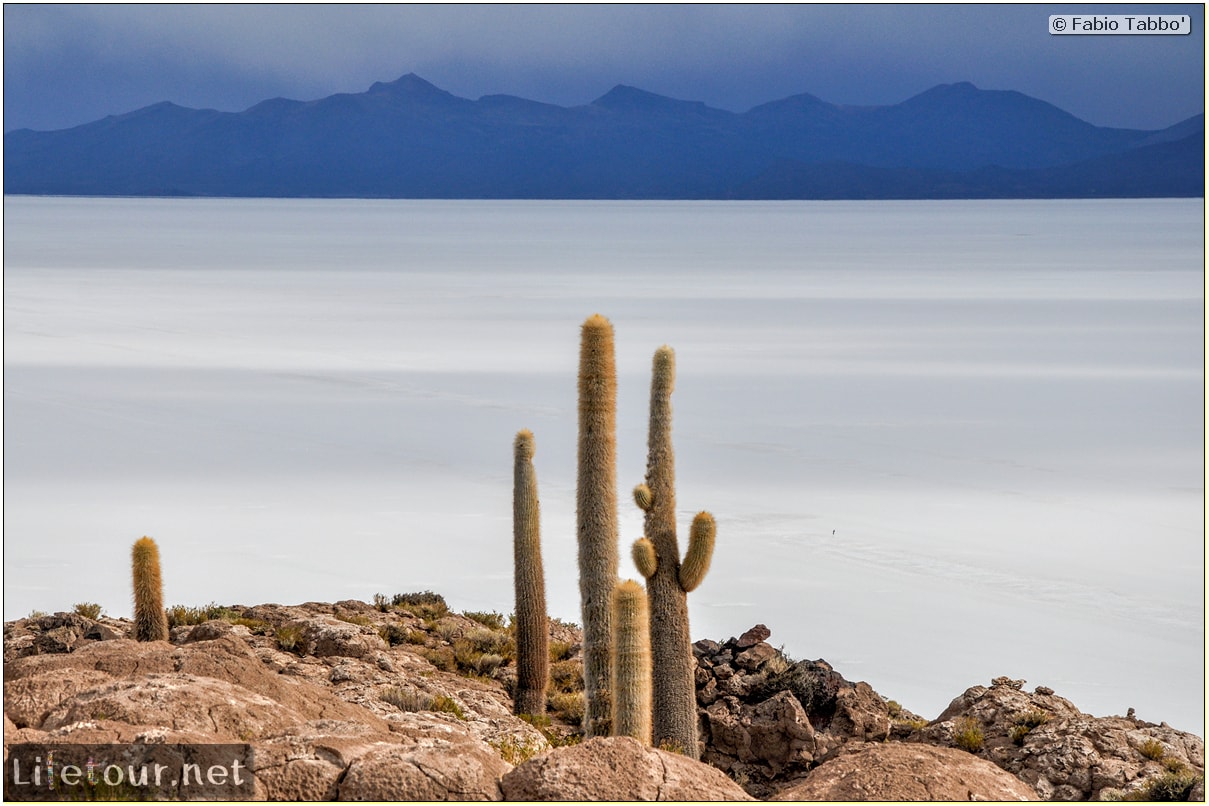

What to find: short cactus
left=631, top=345, right=715, bottom=759
left=131, top=536, right=169, bottom=642
left=512, top=429, right=549, bottom=716
left=611, top=579, right=652, bottom=744
left=576, top=314, right=620, bottom=737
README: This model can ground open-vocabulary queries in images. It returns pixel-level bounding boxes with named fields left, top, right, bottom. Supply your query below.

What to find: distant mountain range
left=4, top=73, right=1202, bottom=199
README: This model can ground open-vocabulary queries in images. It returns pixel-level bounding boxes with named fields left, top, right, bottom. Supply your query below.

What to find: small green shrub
left=1123, top=771, right=1201, bottom=801
left=1009, top=709, right=1052, bottom=744
left=276, top=625, right=305, bottom=654
left=1138, top=738, right=1166, bottom=761
left=953, top=716, right=984, bottom=753
left=1162, top=757, right=1189, bottom=774
left=433, top=618, right=463, bottom=643
left=465, top=626, right=511, bottom=655
left=392, top=591, right=447, bottom=608
left=549, top=659, right=583, bottom=692
left=336, top=612, right=371, bottom=626
left=549, top=640, right=574, bottom=663
left=73, top=602, right=103, bottom=619
left=27, top=610, right=49, bottom=619
left=372, top=593, right=390, bottom=612
left=431, top=695, right=466, bottom=720
left=490, top=735, right=544, bottom=765
left=1019, top=709, right=1052, bottom=729
left=886, top=700, right=902, bottom=718
left=381, top=686, right=432, bottom=712
left=763, top=650, right=792, bottom=676
left=165, top=602, right=238, bottom=628
left=463, top=610, right=506, bottom=630
left=418, top=645, right=456, bottom=672
left=548, top=691, right=585, bottom=723
left=379, top=623, right=423, bottom=647
left=519, top=712, right=551, bottom=729
left=657, top=739, right=686, bottom=754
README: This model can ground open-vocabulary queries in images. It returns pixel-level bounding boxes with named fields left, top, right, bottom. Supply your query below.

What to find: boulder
left=770, top=742, right=1037, bottom=801
left=736, top=624, right=771, bottom=648
left=501, top=736, right=754, bottom=801
left=337, top=731, right=511, bottom=801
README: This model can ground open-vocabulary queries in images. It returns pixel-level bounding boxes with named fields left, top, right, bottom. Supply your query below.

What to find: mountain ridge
left=4, top=72, right=1202, bottom=198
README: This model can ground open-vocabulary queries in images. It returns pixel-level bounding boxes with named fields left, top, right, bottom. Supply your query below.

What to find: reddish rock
left=501, top=736, right=754, bottom=801
left=736, top=624, right=771, bottom=648
left=770, top=742, right=1037, bottom=801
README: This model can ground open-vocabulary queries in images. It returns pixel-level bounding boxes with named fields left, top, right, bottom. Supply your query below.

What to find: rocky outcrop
left=694, top=624, right=906, bottom=798
left=917, top=676, right=1206, bottom=801
left=770, top=742, right=1038, bottom=801
left=5, top=608, right=1204, bottom=802
left=500, top=736, right=754, bottom=801
left=2, top=604, right=546, bottom=801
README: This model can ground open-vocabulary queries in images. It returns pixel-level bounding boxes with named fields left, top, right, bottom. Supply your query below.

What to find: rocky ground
left=3, top=599, right=1204, bottom=801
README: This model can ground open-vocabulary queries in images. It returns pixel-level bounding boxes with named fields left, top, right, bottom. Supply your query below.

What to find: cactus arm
left=678, top=512, right=715, bottom=593
left=632, top=537, right=658, bottom=580
left=633, top=483, right=653, bottom=512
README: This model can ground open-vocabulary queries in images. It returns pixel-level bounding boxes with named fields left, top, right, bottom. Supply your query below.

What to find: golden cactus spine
left=512, top=429, right=549, bottom=716
left=632, top=345, right=715, bottom=759
left=131, top=536, right=169, bottom=642
left=611, top=579, right=652, bottom=744
left=576, top=313, right=620, bottom=737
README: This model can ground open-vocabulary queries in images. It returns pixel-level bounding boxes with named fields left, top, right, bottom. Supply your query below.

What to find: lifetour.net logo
left=5, top=744, right=255, bottom=801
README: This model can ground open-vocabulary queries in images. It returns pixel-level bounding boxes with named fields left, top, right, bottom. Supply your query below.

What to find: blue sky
left=3, top=3, right=1205, bottom=133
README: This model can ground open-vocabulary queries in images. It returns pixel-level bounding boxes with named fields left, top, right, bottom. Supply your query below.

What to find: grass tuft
left=1138, top=738, right=1166, bottom=761
left=953, top=716, right=984, bottom=753
left=73, top=602, right=103, bottom=619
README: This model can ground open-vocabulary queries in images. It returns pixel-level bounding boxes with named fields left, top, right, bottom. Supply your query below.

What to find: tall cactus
left=576, top=313, right=620, bottom=737
left=611, top=579, right=652, bottom=744
left=131, top=536, right=169, bottom=642
left=631, top=345, right=716, bottom=758
left=512, top=429, right=549, bottom=716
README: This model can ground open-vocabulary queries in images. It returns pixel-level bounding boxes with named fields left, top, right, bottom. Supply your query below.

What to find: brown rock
left=40, top=674, right=303, bottom=740
left=736, top=624, right=771, bottom=648
left=338, top=734, right=511, bottom=801
left=770, top=742, right=1037, bottom=801
left=734, top=641, right=777, bottom=672
left=829, top=680, right=892, bottom=742
left=292, top=616, right=387, bottom=659
left=501, top=736, right=754, bottom=801
left=747, top=691, right=817, bottom=774
left=4, top=669, right=112, bottom=728
left=184, top=619, right=234, bottom=642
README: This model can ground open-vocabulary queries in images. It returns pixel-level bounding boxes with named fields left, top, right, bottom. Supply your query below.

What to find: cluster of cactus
left=511, top=318, right=713, bottom=756
left=108, top=313, right=710, bottom=762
